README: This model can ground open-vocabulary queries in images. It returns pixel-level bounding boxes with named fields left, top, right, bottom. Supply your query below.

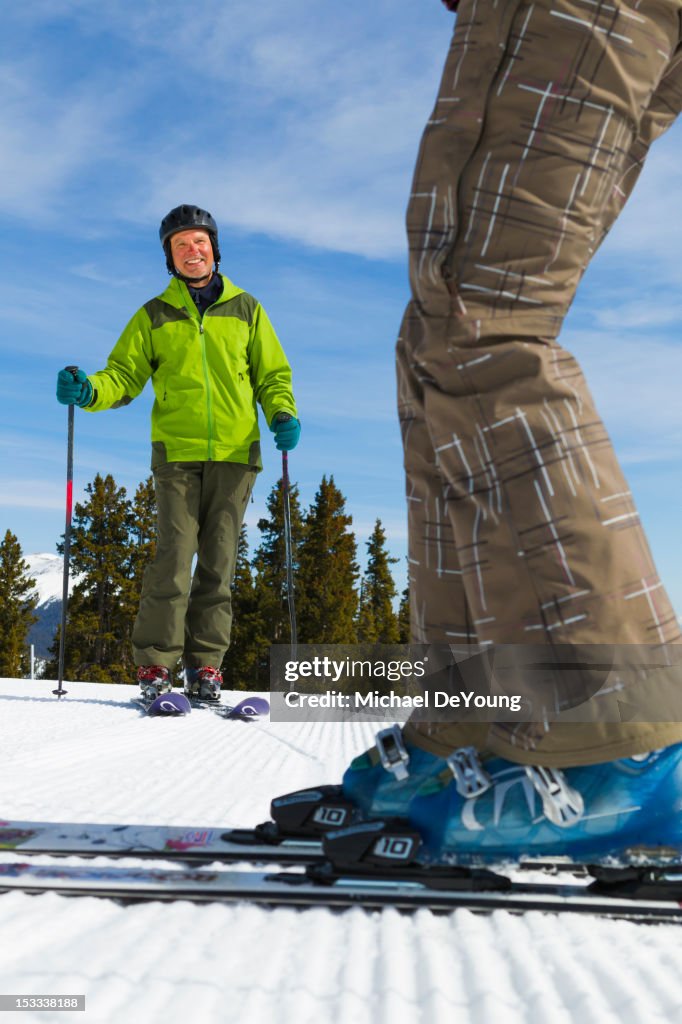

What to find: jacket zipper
left=184, top=286, right=227, bottom=461
left=198, top=320, right=214, bottom=460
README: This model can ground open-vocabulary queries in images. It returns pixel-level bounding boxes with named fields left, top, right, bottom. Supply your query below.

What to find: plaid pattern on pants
left=401, top=0, right=682, bottom=763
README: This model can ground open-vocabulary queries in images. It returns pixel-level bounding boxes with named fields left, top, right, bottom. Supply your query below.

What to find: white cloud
left=592, top=298, right=682, bottom=331
left=152, top=163, right=407, bottom=259
left=562, top=327, right=682, bottom=461
left=4, top=0, right=682, bottom=269
left=1, top=1, right=446, bottom=259
left=598, top=140, right=682, bottom=282
left=69, top=264, right=141, bottom=287
left=295, top=361, right=397, bottom=424
left=0, top=479, right=66, bottom=511
left=151, top=8, right=443, bottom=256
left=0, top=58, right=133, bottom=222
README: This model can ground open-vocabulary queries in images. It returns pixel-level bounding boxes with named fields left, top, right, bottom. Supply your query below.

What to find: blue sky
left=2, top=1, right=682, bottom=611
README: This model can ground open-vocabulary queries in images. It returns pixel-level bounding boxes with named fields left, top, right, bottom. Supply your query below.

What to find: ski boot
left=404, top=742, right=682, bottom=866
left=184, top=666, right=223, bottom=702
left=137, top=665, right=172, bottom=704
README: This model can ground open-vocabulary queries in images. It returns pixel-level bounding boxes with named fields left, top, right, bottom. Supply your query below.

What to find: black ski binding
left=310, top=820, right=511, bottom=891
left=269, top=785, right=359, bottom=837
left=587, top=864, right=682, bottom=901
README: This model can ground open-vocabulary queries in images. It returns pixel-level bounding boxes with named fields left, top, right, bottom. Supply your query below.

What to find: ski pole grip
left=65, top=364, right=79, bottom=380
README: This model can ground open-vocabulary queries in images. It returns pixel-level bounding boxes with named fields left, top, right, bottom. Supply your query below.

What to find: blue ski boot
left=407, top=743, right=682, bottom=865
left=342, top=725, right=453, bottom=819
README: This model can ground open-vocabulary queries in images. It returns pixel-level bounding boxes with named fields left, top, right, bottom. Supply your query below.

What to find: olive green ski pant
left=400, top=0, right=682, bottom=764
left=132, top=461, right=256, bottom=670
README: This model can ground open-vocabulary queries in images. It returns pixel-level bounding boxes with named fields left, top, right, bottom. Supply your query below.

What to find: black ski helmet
left=159, top=204, right=221, bottom=275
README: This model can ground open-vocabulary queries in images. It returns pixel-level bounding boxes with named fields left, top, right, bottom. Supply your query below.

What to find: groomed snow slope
left=0, top=679, right=681, bottom=1024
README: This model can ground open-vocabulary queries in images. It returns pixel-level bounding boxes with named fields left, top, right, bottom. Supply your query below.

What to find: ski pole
left=53, top=365, right=79, bottom=698
left=281, top=451, right=297, bottom=654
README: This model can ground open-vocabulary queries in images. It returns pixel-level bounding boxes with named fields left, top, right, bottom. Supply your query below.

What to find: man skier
left=284, top=0, right=682, bottom=864
left=56, top=204, right=300, bottom=703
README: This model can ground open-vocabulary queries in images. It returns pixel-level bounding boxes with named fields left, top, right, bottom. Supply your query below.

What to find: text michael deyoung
left=284, top=690, right=524, bottom=712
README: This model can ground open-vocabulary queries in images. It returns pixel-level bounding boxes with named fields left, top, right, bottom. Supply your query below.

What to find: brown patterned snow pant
left=401, top=0, right=682, bottom=764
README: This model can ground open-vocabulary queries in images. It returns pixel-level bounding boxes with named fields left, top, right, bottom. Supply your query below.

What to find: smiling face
left=169, top=228, right=215, bottom=286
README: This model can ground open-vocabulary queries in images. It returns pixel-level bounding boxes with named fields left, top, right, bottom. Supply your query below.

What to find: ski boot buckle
left=446, top=747, right=492, bottom=798
left=526, top=765, right=584, bottom=828
left=375, top=725, right=410, bottom=781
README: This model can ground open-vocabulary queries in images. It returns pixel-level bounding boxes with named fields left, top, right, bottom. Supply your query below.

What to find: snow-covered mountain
left=24, top=553, right=80, bottom=660
left=24, top=553, right=67, bottom=606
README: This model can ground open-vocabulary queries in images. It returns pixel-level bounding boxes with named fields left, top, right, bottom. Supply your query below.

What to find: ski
left=1, top=814, right=678, bottom=891
left=186, top=696, right=270, bottom=720
left=0, top=785, right=343, bottom=866
left=130, top=693, right=269, bottom=719
left=133, top=692, right=191, bottom=716
left=0, top=858, right=680, bottom=921
left=0, top=817, right=571, bottom=871
left=0, top=818, right=322, bottom=865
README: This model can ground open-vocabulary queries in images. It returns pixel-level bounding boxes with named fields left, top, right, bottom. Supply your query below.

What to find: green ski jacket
left=85, top=275, right=297, bottom=469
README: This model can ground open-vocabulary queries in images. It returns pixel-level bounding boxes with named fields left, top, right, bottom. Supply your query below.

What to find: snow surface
left=1, top=678, right=681, bottom=1024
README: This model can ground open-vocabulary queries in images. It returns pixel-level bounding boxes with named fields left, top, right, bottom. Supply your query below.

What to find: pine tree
left=356, top=519, right=400, bottom=643
left=296, top=476, right=359, bottom=643
left=0, top=531, right=38, bottom=677
left=220, top=525, right=267, bottom=690
left=46, top=474, right=133, bottom=682
left=128, top=476, right=156, bottom=588
left=251, top=477, right=304, bottom=684
left=119, top=476, right=157, bottom=654
left=397, top=584, right=411, bottom=643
